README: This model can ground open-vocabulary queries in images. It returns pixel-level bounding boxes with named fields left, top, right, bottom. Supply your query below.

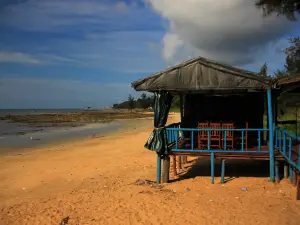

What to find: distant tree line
left=112, top=93, right=154, bottom=110
left=259, top=37, right=300, bottom=78
left=255, top=0, right=299, bottom=21
left=112, top=93, right=183, bottom=111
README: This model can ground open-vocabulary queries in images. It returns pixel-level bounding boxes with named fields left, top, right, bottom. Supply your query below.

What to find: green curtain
left=144, top=91, right=173, bottom=155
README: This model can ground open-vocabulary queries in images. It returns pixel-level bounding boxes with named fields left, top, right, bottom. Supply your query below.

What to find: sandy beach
left=0, top=113, right=300, bottom=225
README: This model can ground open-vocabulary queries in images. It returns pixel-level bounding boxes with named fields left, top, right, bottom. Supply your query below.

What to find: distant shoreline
left=0, top=109, right=153, bottom=133
left=0, top=110, right=153, bottom=154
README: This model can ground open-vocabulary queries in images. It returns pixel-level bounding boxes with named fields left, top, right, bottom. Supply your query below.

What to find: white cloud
left=0, top=52, right=40, bottom=64
left=146, top=0, right=298, bottom=66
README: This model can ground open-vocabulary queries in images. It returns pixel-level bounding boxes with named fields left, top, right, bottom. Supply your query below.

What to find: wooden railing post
left=267, top=88, right=275, bottom=182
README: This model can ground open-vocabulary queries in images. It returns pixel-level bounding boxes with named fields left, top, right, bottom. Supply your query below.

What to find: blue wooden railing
left=275, top=127, right=300, bottom=172
left=166, top=127, right=269, bottom=153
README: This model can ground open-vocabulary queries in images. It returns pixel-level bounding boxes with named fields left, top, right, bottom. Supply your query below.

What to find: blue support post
left=156, top=155, right=161, bottom=184
left=241, top=131, right=244, bottom=151
left=267, top=88, right=275, bottom=182
left=191, top=131, right=194, bottom=150
left=211, top=153, right=214, bottom=184
left=221, top=159, right=225, bottom=184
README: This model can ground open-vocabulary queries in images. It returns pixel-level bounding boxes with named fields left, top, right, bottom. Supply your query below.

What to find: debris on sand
left=134, top=179, right=163, bottom=189
left=59, top=216, right=70, bottom=225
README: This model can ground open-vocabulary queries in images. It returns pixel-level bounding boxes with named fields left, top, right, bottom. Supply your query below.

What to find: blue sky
left=0, top=0, right=299, bottom=109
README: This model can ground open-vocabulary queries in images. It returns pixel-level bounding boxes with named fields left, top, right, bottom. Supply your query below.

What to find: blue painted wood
left=276, top=149, right=300, bottom=171
left=279, top=130, right=282, bottom=151
left=289, top=137, right=292, bottom=159
left=271, top=127, right=300, bottom=171
left=267, top=88, right=275, bottom=182
left=221, top=159, right=225, bottom=184
left=211, top=153, right=214, bottom=184
left=258, top=131, right=261, bottom=152
left=175, top=130, right=178, bottom=149
left=241, top=131, right=244, bottom=151
left=167, top=128, right=268, bottom=131
left=275, top=129, right=277, bottom=148
left=191, top=131, right=194, bottom=150
left=156, top=155, right=161, bottom=184
left=283, top=133, right=286, bottom=155
left=171, top=149, right=268, bottom=153
left=276, top=127, right=300, bottom=141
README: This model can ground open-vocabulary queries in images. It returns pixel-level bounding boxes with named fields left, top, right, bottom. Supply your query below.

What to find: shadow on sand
left=171, top=157, right=284, bottom=183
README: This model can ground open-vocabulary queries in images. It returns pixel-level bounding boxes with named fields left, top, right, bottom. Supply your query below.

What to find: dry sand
left=0, top=113, right=300, bottom=225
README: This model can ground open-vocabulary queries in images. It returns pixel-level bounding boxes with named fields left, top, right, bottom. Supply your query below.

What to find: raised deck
left=163, top=125, right=300, bottom=200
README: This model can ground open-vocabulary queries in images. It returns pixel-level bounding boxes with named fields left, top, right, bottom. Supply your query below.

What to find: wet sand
left=0, top=114, right=300, bottom=225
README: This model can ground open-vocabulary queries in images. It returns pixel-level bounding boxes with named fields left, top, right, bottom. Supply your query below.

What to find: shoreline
left=0, top=117, right=154, bottom=156
left=0, top=113, right=300, bottom=224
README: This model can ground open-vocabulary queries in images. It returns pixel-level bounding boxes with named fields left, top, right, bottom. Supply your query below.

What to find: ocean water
left=0, top=109, right=121, bottom=152
left=0, top=122, right=121, bottom=152
left=0, top=108, right=100, bottom=116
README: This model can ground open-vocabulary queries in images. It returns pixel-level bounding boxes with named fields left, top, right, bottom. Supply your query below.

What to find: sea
left=0, top=109, right=121, bottom=152
left=0, top=108, right=99, bottom=116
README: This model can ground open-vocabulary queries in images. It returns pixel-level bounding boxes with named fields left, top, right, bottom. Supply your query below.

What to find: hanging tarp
left=144, top=91, right=173, bottom=155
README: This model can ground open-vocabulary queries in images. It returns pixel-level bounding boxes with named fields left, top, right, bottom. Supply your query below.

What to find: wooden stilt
left=162, top=155, right=170, bottom=183
left=292, top=169, right=297, bottom=186
left=275, top=161, right=280, bottom=183
left=221, top=159, right=225, bottom=184
left=172, top=156, right=177, bottom=176
left=297, top=173, right=300, bottom=200
left=178, top=156, right=182, bottom=169
left=289, top=166, right=293, bottom=183
left=284, top=163, right=289, bottom=179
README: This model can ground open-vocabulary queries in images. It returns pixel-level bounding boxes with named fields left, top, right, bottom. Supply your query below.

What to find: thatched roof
left=275, top=74, right=300, bottom=86
left=131, top=56, right=272, bottom=93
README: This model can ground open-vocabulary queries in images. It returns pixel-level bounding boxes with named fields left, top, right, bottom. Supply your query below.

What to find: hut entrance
left=182, top=92, right=266, bottom=149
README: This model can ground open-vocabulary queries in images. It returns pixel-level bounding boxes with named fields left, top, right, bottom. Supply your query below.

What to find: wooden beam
left=292, top=169, right=297, bottom=186
left=284, top=163, right=289, bottom=179
left=162, top=156, right=170, bottom=183
left=221, top=159, right=225, bottom=184
left=172, top=156, right=177, bottom=176
left=297, top=173, right=300, bottom=200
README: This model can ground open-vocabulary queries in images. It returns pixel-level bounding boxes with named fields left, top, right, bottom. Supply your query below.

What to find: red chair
left=221, top=123, right=235, bottom=149
left=197, top=122, right=209, bottom=149
left=210, top=123, right=222, bottom=149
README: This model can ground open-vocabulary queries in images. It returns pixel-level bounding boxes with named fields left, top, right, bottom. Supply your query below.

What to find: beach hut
left=131, top=56, right=300, bottom=199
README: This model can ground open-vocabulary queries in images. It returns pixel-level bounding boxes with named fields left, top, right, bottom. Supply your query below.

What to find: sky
left=0, top=0, right=299, bottom=109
